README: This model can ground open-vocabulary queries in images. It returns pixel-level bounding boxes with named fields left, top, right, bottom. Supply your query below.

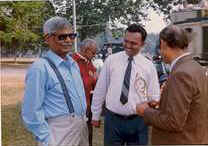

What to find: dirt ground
left=1, top=64, right=29, bottom=105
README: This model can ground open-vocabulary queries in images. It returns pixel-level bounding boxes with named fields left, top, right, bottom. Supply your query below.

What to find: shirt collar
left=123, top=51, right=143, bottom=64
left=46, top=50, right=76, bottom=67
left=76, top=53, right=90, bottom=64
left=170, top=52, right=191, bottom=72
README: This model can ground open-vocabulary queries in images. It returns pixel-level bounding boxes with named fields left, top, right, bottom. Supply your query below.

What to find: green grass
left=2, top=102, right=152, bottom=146
left=2, top=102, right=104, bottom=146
left=2, top=103, right=37, bottom=146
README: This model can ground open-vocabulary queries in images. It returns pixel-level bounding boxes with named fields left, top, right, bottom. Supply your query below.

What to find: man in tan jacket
left=136, top=25, right=208, bottom=144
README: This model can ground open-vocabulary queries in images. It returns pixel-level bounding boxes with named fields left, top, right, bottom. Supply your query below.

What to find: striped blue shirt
left=21, top=50, right=87, bottom=145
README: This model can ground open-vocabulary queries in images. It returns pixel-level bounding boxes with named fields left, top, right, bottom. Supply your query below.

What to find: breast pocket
left=48, top=78, right=71, bottom=95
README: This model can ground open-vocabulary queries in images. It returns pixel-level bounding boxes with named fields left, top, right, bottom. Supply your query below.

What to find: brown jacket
left=144, top=55, right=208, bottom=144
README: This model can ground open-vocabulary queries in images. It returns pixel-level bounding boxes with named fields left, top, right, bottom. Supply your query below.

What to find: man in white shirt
left=91, top=24, right=160, bottom=146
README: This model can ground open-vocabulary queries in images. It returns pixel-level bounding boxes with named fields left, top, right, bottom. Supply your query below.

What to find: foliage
left=49, top=0, right=198, bottom=40
left=75, top=0, right=150, bottom=40
left=49, top=0, right=153, bottom=40
left=150, top=0, right=200, bottom=20
left=0, top=1, right=55, bottom=56
left=1, top=0, right=197, bottom=55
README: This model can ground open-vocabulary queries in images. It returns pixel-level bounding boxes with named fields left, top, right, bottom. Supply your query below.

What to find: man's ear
left=44, top=39, right=49, bottom=44
left=83, top=47, right=89, bottom=54
left=142, top=41, right=145, bottom=47
left=160, top=39, right=166, bottom=47
left=44, top=34, right=50, bottom=44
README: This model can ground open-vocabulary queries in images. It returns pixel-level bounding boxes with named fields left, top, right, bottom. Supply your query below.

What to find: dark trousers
left=87, top=108, right=93, bottom=146
left=104, top=109, right=148, bottom=146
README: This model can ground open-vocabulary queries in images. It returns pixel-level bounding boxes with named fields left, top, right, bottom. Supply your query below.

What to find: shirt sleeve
left=147, top=63, right=160, bottom=101
left=21, top=64, right=50, bottom=145
left=91, top=57, right=111, bottom=121
left=144, top=72, right=194, bottom=132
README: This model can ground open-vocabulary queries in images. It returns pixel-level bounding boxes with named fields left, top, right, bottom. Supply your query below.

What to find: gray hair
left=159, top=25, right=189, bottom=50
left=80, top=39, right=97, bottom=51
left=43, top=16, right=72, bottom=35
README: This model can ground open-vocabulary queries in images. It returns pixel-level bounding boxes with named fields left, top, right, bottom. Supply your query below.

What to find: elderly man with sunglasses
left=21, top=16, right=89, bottom=146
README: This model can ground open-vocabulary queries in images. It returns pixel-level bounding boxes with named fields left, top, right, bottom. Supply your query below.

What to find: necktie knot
left=128, top=56, right=133, bottom=62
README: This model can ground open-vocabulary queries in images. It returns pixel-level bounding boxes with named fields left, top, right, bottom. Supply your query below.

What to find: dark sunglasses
left=56, top=33, right=77, bottom=41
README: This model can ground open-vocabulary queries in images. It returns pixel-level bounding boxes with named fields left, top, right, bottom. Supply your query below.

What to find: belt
left=106, top=109, right=138, bottom=120
left=47, top=114, right=88, bottom=122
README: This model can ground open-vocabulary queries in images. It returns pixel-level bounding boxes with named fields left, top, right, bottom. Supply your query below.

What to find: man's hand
left=160, top=81, right=167, bottom=94
left=136, top=102, right=150, bottom=116
left=148, top=100, right=160, bottom=109
left=91, top=120, right=100, bottom=128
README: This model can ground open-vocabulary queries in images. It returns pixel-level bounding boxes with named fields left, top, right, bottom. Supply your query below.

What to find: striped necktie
left=120, top=56, right=133, bottom=105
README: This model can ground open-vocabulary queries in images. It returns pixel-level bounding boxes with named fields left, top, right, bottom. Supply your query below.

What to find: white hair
left=80, top=39, right=97, bottom=52
left=43, top=16, right=72, bottom=35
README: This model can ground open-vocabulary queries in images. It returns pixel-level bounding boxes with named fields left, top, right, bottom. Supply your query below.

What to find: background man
left=72, top=39, right=97, bottom=146
left=91, top=24, right=160, bottom=146
left=136, top=25, right=208, bottom=144
left=22, top=16, right=88, bottom=146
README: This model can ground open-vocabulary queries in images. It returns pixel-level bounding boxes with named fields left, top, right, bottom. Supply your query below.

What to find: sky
left=114, top=8, right=168, bottom=34
left=144, top=9, right=168, bottom=33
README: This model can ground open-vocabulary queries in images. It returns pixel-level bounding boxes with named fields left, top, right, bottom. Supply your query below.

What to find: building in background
left=170, top=1, right=208, bottom=66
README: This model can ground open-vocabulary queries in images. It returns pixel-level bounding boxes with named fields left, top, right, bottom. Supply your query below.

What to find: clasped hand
left=136, top=100, right=159, bottom=116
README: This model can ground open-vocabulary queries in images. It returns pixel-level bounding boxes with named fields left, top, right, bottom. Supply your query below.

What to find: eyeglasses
left=56, top=33, right=77, bottom=41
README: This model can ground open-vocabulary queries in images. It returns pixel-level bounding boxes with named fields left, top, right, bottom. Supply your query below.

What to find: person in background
left=107, top=44, right=113, bottom=56
left=91, top=24, right=160, bottom=146
left=21, top=16, right=88, bottom=146
left=72, top=39, right=97, bottom=146
left=92, top=54, right=104, bottom=75
left=136, top=25, right=208, bottom=144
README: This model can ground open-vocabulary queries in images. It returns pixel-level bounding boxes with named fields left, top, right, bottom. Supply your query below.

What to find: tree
left=150, top=0, right=201, bottom=20
left=49, top=0, right=200, bottom=40
left=0, top=1, right=55, bottom=59
left=49, top=0, right=154, bottom=40
left=1, top=0, right=199, bottom=57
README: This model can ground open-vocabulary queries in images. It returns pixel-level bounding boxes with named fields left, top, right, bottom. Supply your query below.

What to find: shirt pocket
left=48, top=78, right=71, bottom=95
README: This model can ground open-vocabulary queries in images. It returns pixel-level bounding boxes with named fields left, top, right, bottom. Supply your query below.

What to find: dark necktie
left=120, top=56, right=133, bottom=105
